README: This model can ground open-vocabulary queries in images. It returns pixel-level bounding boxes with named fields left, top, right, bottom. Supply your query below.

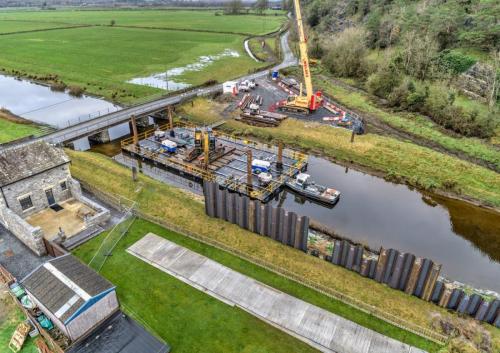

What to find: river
left=1, top=73, right=498, bottom=292
left=269, top=156, right=500, bottom=292
left=0, top=74, right=120, bottom=128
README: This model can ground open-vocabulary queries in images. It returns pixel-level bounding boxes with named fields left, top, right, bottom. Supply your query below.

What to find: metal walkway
left=127, top=233, right=427, bottom=353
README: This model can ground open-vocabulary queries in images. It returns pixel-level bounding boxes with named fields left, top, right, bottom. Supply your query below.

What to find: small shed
left=21, top=254, right=119, bottom=341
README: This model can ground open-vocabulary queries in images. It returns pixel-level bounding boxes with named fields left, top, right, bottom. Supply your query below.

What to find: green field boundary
left=0, top=24, right=91, bottom=36
left=80, top=180, right=448, bottom=346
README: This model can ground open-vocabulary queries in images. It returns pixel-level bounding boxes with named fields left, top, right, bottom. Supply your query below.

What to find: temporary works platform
left=121, top=123, right=307, bottom=202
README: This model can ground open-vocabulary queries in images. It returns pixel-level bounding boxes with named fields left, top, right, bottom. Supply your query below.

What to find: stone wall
left=0, top=197, right=46, bottom=256
left=1, top=164, right=72, bottom=218
left=69, top=179, right=110, bottom=227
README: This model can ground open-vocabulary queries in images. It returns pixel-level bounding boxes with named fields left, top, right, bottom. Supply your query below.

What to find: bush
left=50, top=82, right=67, bottom=92
left=68, top=85, right=85, bottom=97
left=437, top=50, right=476, bottom=75
left=323, top=27, right=367, bottom=78
left=366, top=64, right=401, bottom=98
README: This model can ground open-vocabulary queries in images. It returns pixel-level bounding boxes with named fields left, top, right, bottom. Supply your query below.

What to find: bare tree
left=323, top=28, right=367, bottom=77
left=255, top=0, right=269, bottom=15
left=489, top=50, right=500, bottom=110
left=225, top=0, right=243, bottom=15
left=400, top=31, right=438, bottom=80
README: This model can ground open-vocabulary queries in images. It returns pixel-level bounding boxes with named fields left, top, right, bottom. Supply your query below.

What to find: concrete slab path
left=127, top=233, right=427, bottom=353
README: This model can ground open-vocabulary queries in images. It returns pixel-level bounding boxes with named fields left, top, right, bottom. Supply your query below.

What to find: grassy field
left=0, top=291, right=38, bottom=353
left=0, top=20, right=78, bottom=33
left=66, top=149, right=499, bottom=351
left=0, top=118, right=40, bottom=143
left=74, top=218, right=441, bottom=352
left=0, top=26, right=264, bottom=104
left=0, top=10, right=286, bottom=35
left=73, top=220, right=317, bottom=353
left=179, top=98, right=500, bottom=207
left=296, top=67, right=500, bottom=171
left=248, top=37, right=273, bottom=62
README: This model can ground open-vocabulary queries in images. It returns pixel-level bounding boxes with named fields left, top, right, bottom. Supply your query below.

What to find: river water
left=1, top=73, right=498, bottom=292
left=269, top=156, right=500, bottom=292
left=0, top=74, right=120, bottom=128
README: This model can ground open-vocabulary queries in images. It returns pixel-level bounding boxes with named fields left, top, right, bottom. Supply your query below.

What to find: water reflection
left=270, top=156, right=500, bottom=291
left=0, top=74, right=119, bottom=128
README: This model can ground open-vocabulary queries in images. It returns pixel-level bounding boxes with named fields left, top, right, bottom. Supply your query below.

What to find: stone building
left=0, top=141, right=109, bottom=255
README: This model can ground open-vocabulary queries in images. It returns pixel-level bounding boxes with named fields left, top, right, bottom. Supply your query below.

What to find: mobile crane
left=279, top=0, right=323, bottom=114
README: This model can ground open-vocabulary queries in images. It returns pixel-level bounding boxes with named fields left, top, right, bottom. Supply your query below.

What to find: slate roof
left=21, top=254, right=114, bottom=323
left=66, top=311, right=170, bottom=353
left=0, top=141, right=70, bottom=187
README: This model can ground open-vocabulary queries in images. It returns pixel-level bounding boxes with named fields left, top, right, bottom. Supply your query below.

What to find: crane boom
left=293, top=0, right=313, bottom=101
left=279, top=0, right=322, bottom=113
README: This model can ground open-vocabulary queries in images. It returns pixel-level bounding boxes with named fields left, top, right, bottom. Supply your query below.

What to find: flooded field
left=269, top=156, right=500, bottom=292
left=0, top=74, right=119, bottom=128
left=128, top=49, right=240, bottom=90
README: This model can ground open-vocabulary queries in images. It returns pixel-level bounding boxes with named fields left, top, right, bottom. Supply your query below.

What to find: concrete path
left=127, top=233, right=427, bottom=353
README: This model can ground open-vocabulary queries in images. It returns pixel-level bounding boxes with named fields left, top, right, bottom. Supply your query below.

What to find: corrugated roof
left=0, top=141, right=70, bottom=187
left=21, top=254, right=114, bottom=323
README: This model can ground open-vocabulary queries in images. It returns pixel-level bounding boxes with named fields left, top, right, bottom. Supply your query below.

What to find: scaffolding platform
left=121, top=123, right=308, bottom=202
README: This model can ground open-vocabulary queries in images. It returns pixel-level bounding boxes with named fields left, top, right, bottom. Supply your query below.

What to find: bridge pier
left=89, top=130, right=111, bottom=144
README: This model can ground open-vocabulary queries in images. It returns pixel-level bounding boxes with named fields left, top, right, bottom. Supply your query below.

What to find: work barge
left=121, top=121, right=308, bottom=202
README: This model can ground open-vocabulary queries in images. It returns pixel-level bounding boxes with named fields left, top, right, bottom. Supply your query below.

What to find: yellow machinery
left=281, top=0, right=323, bottom=113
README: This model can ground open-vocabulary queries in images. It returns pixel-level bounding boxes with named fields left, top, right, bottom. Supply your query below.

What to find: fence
left=79, top=181, right=448, bottom=344
left=88, top=210, right=136, bottom=273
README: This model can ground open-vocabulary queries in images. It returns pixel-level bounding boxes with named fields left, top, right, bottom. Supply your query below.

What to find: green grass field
left=73, top=218, right=441, bottom=353
left=0, top=26, right=265, bottom=104
left=0, top=9, right=285, bottom=104
left=0, top=10, right=286, bottom=35
left=0, top=119, right=40, bottom=143
left=0, top=20, right=78, bottom=33
left=73, top=219, right=318, bottom=353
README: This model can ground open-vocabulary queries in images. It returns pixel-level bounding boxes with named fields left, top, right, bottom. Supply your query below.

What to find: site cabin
left=223, top=81, right=238, bottom=95
left=0, top=141, right=110, bottom=256
left=154, top=130, right=166, bottom=141
left=161, top=139, right=177, bottom=153
left=21, top=254, right=119, bottom=342
left=252, top=159, right=271, bottom=174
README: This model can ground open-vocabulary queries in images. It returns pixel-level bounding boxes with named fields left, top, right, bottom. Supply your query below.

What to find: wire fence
left=80, top=181, right=448, bottom=345
left=88, top=199, right=136, bottom=273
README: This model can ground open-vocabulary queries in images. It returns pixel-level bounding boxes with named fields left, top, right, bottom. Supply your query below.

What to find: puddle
left=128, top=49, right=240, bottom=90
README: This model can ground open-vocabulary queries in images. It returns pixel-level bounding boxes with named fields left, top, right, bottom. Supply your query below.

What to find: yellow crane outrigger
left=281, top=0, right=323, bottom=113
